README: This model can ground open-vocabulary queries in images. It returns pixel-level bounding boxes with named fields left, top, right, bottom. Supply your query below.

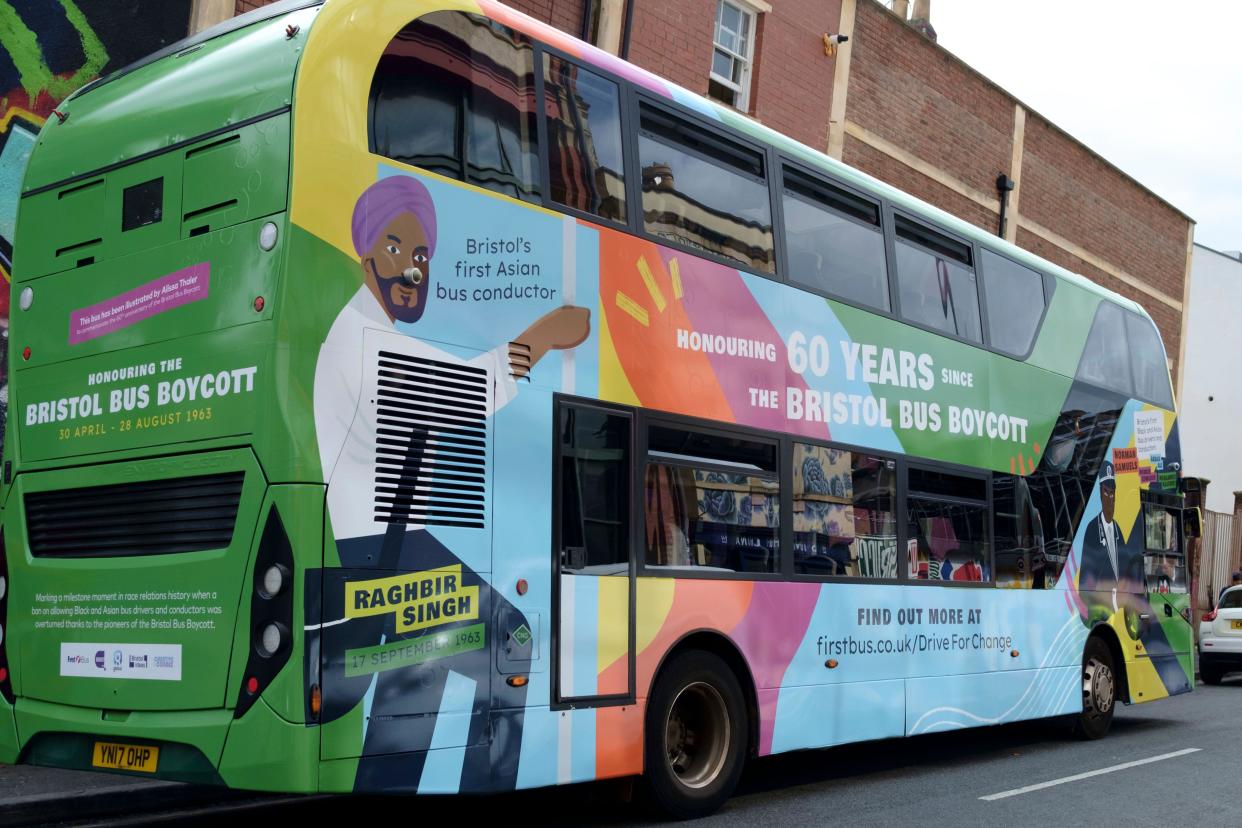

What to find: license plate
left=92, top=741, right=159, bottom=773
left=1232, top=620, right=1242, bottom=630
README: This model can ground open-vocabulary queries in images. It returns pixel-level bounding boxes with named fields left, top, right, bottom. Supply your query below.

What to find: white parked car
left=1200, top=585, right=1242, bottom=684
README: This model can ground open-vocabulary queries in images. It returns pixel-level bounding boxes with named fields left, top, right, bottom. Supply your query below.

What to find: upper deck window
left=637, top=104, right=774, bottom=272
left=1125, top=313, right=1175, bottom=409
left=1076, top=302, right=1132, bottom=396
left=1076, top=302, right=1174, bottom=408
left=895, top=218, right=982, bottom=343
left=543, top=55, right=627, bottom=223
left=370, top=12, right=540, bottom=203
left=981, top=249, right=1045, bottom=358
left=782, top=169, right=889, bottom=311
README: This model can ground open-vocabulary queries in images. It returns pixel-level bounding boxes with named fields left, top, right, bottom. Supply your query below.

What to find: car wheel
left=643, top=650, right=747, bottom=819
left=1200, top=661, right=1223, bottom=685
left=1073, top=636, right=1116, bottom=740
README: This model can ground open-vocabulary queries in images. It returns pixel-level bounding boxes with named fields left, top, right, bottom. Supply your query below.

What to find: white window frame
left=710, top=0, right=768, bottom=112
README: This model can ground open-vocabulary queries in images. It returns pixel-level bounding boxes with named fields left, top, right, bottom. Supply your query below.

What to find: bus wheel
left=1073, top=636, right=1116, bottom=740
left=643, top=650, right=747, bottom=819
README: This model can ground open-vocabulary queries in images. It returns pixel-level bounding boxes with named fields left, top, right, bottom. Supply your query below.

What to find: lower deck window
left=793, top=444, right=897, bottom=578
left=644, top=425, right=779, bottom=573
left=907, top=468, right=990, bottom=582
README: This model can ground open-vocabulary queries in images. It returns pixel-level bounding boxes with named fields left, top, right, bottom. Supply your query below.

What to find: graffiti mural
left=0, top=0, right=193, bottom=431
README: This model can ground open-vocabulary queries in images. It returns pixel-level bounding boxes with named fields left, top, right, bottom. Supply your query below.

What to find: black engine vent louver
left=25, top=472, right=244, bottom=558
left=373, top=350, right=489, bottom=530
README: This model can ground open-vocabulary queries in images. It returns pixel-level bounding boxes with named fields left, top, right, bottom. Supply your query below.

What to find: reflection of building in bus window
left=792, top=444, right=897, bottom=578
left=644, top=426, right=780, bottom=573
left=636, top=104, right=774, bottom=272
left=370, top=11, right=541, bottom=203
left=542, top=54, right=627, bottom=222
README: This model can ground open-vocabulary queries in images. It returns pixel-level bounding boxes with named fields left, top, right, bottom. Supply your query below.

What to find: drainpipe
left=996, top=174, right=1015, bottom=239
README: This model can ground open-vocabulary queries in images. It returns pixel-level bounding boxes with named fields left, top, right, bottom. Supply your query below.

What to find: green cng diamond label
left=510, top=624, right=532, bottom=647
left=344, top=623, right=485, bottom=677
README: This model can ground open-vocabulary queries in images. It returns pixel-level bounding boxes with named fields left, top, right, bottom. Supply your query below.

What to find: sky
left=929, top=0, right=1242, bottom=254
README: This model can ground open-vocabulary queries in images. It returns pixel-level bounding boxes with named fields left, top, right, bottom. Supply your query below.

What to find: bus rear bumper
left=12, top=696, right=319, bottom=792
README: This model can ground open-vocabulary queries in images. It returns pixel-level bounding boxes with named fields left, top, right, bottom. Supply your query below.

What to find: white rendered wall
left=1180, top=245, right=1242, bottom=513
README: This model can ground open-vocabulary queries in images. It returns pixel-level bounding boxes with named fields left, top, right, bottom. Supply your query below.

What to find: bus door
left=554, top=402, right=634, bottom=702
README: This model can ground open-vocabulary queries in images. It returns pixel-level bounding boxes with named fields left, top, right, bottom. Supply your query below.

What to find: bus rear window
left=370, top=11, right=540, bottom=203
left=637, top=104, right=774, bottom=272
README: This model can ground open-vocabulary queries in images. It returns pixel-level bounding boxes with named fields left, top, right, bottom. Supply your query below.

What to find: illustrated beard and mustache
left=369, top=259, right=429, bottom=324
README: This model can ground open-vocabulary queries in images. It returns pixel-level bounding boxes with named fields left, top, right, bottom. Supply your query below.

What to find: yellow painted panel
left=596, top=575, right=630, bottom=674
left=635, top=578, right=676, bottom=655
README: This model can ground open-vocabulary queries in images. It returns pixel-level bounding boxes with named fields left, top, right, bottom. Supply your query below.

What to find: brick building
left=203, top=0, right=1195, bottom=389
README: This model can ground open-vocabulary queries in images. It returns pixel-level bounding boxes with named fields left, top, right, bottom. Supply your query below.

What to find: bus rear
left=0, top=3, right=323, bottom=790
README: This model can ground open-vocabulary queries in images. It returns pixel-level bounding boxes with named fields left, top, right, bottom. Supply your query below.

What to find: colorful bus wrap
left=0, top=0, right=1192, bottom=816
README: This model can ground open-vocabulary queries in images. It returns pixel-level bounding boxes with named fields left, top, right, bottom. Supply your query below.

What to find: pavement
left=2, top=676, right=1238, bottom=826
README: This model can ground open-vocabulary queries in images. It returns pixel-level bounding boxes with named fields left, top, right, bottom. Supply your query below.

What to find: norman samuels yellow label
left=345, top=565, right=479, bottom=633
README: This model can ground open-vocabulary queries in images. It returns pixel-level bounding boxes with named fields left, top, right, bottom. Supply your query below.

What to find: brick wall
left=623, top=0, right=716, bottom=97
left=842, top=136, right=998, bottom=231
left=847, top=0, right=1013, bottom=210
left=502, top=0, right=583, bottom=37
left=749, top=0, right=840, bottom=149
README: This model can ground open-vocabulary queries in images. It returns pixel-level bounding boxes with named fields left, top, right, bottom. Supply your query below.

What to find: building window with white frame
left=709, top=0, right=760, bottom=111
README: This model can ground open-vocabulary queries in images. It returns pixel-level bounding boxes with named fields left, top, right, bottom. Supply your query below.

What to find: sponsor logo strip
left=59, top=643, right=181, bottom=681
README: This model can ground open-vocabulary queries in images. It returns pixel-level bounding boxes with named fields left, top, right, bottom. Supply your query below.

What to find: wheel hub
left=664, top=681, right=730, bottom=789
left=1082, top=656, right=1115, bottom=717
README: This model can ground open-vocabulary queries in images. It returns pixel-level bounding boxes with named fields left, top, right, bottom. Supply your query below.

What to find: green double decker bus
left=0, top=0, right=1195, bottom=817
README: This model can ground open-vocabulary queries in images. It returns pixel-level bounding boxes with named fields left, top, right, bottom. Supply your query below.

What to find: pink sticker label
left=69, top=262, right=210, bottom=344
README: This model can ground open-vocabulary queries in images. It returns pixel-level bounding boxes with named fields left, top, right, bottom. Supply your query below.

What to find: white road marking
left=979, top=748, right=1203, bottom=801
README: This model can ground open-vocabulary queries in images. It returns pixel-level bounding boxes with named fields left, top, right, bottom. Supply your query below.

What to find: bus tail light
left=234, top=507, right=294, bottom=719
left=0, top=534, right=12, bottom=704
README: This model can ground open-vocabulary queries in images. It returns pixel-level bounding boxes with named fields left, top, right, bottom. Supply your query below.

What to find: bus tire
left=1072, top=635, right=1117, bottom=740
left=643, top=650, right=747, bottom=819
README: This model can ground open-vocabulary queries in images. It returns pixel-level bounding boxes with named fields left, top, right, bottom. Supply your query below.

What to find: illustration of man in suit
left=1078, top=461, right=1144, bottom=617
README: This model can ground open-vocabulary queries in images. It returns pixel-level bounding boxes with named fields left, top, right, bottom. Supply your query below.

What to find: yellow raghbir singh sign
left=345, top=565, right=479, bottom=633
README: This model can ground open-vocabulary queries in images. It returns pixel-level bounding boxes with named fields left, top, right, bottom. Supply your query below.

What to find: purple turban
left=350, top=175, right=438, bottom=258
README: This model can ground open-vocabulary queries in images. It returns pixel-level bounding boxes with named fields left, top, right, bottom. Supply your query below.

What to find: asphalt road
left=5, top=676, right=1238, bottom=826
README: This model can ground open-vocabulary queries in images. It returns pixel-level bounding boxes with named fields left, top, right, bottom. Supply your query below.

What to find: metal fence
left=1200, top=510, right=1238, bottom=607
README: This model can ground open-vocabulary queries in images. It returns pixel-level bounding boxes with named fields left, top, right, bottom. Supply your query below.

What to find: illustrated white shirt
left=313, top=286, right=518, bottom=542
left=1100, top=516, right=1119, bottom=612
